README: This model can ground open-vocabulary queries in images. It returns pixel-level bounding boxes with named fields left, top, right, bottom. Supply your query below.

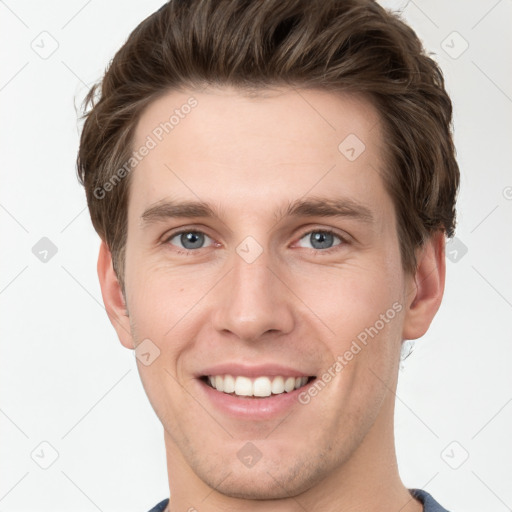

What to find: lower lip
left=196, top=378, right=314, bottom=420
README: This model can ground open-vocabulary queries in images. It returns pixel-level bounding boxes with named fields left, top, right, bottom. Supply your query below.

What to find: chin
left=193, top=454, right=326, bottom=501
left=208, top=473, right=297, bottom=500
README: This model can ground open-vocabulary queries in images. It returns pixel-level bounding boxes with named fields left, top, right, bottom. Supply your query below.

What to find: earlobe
left=97, top=241, right=134, bottom=349
left=402, top=231, right=446, bottom=341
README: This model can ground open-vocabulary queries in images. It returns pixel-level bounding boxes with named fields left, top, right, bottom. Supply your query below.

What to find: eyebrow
left=282, top=197, right=374, bottom=224
left=140, top=197, right=375, bottom=226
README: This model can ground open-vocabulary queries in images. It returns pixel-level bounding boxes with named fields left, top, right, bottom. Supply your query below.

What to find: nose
left=211, top=249, right=295, bottom=342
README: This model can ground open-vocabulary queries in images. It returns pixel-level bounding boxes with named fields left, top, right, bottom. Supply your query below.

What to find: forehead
left=133, top=85, right=382, bottom=159
left=129, top=86, right=391, bottom=224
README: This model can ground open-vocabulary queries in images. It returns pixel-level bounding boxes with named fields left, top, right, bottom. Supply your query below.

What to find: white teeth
left=206, top=374, right=310, bottom=397
left=234, top=376, right=253, bottom=396
left=223, top=374, right=235, bottom=393
left=284, top=376, right=296, bottom=392
left=253, top=377, right=272, bottom=397
left=215, top=375, right=224, bottom=392
left=271, top=376, right=285, bottom=394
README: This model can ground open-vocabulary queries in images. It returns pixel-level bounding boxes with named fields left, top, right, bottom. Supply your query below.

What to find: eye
left=166, top=230, right=214, bottom=251
left=296, top=230, right=344, bottom=250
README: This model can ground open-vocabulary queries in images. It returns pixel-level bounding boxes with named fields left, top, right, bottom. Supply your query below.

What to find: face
left=101, top=86, right=442, bottom=502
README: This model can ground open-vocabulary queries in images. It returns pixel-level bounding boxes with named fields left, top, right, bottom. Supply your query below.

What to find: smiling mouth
left=201, top=374, right=316, bottom=398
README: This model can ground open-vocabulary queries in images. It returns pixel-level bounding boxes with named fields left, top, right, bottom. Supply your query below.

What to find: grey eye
left=298, top=231, right=342, bottom=250
left=169, top=231, right=212, bottom=250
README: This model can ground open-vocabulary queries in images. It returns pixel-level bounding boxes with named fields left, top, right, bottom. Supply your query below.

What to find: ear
left=402, top=231, right=446, bottom=340
left=97, top=240, right=134, bottom=349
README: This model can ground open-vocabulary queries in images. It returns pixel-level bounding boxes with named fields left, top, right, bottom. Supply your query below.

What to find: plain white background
left=1, top=0, right=511, bottom=510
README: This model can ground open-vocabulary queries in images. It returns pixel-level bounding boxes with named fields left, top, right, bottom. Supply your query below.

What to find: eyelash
left=162, top=228, right=349, bottom=256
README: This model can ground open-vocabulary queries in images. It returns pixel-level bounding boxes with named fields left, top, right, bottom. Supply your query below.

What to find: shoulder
left=146, top=498, right=169, bottom=512
left=410, top=488, right=452, bottom=512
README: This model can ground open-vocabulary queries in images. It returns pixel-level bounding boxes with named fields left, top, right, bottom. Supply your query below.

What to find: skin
left=98, top=86, right=445, bottom=511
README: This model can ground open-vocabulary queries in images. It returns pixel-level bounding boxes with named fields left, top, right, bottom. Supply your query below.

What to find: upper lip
left=196, top=363, right=315, bottom=379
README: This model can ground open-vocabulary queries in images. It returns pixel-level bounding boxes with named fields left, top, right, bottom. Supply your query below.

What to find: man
left=77, top=0, right=459, bottom=510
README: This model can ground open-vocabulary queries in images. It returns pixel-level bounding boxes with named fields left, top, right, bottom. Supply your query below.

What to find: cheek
left=125, top=267, right=201, bottom=425
left=292, top=260, right=399, bottom=325
left=287, top=252, right=405, bottom=374
left=125, top=254, right=212, bottom=338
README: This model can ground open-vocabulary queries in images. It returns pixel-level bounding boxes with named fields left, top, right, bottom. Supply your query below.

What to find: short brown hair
left=77, top=0, right=459, bottom=292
